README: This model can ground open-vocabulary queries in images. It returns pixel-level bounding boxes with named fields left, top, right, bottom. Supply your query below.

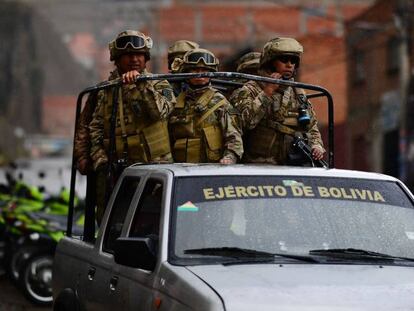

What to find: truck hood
left=186, top=264, right=414, bottom=311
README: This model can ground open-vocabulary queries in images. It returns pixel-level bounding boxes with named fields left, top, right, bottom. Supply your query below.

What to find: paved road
left=0, top=272, right=51, bottom=311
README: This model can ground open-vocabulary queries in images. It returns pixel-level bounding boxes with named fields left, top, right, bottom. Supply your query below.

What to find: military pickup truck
left=52, top=72, right=414, bottom=310
left=52, top=163, right=414, bottom=310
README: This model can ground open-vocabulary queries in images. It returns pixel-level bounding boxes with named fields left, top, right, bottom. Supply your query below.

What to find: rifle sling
left=108, top=87, right=129, bottom=160
left=266, top=119, right=297, bottom=136
left=196, top=98, right=227, bottom=126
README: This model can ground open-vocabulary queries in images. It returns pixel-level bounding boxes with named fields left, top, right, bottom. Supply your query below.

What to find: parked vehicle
left=0, top=179, right=83, bottom=306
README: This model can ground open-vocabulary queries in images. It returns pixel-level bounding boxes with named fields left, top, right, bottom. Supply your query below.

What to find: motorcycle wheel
left=7, top=245, right=37, bottom=282
left=19, top=253, right=54, bottom=306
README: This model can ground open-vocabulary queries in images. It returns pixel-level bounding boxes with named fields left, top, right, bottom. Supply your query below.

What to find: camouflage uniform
left=89, top=69, right=175, bottom=169
left=231, top=38, right=324, bottom=165
left=89, top=30, right=175, bottom=224
left=236, top=51, right=261, bottom=75
left=167, top=40, right=199, bottom=96
left=74, top=91, right=98, bottom=175
left=168, top=40, right=199, bottom=72
left=169, top=48, right=243, bottom=163
left=170, top=86, right=243, bottom=162
left=229, top=51, right=261, bottom=131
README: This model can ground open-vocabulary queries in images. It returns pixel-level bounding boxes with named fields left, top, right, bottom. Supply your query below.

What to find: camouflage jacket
left=89, top=69, right=176, bottom=169
left=73, top=91, right=98, bottom=172
left=169, top=85, right=243, bottom=162
left=228, top=86, right=247, bottom=131
left=231, top=80, right=324, bottom=163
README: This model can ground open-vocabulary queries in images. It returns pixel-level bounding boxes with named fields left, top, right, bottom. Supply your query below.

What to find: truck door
left=109, top=177, right=165, bottom=310
left=81, top=176, right=142, bottom=311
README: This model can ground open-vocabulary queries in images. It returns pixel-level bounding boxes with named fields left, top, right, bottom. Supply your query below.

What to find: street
left=0, top=272, right=51, bottom=311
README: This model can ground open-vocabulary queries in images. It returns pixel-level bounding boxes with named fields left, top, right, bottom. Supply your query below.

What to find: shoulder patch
left=162, top=88, right=173, bottom=101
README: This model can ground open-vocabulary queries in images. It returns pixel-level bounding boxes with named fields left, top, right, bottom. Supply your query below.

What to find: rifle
left=292, top=136, right=328, bottom=168
left=104, top=86, right=120, bottom=206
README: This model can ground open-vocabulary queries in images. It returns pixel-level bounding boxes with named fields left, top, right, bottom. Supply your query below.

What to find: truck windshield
left=171, top=176, right=414, bottom=262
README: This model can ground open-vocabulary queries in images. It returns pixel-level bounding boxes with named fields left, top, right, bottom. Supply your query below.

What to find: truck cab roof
left=125, top=163, right=398, bottom=181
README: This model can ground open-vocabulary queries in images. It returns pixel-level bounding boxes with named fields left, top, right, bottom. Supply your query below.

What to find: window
left=102, top=176, right=141, bottom=253
left=129, top=179, right=163, bottom=242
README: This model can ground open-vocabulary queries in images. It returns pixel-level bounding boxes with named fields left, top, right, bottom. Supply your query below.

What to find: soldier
left=89, top=30, right=176, bottom=223
left=167, top=40, right=199, bottom=73
left=169, top=48, right=243, bottom=164
left=236, top=51, right=261, bottom=75
left=229, top=51, right=261, bottom=131
left=206, top=51, right=260, bottom=99
left=232, top=37, right=325, bottom=165
left=167, top=39, right=199, bottom=96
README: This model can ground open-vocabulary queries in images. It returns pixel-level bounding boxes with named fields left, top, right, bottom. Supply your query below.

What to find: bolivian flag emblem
left=177, top=201, right=199, bottom=212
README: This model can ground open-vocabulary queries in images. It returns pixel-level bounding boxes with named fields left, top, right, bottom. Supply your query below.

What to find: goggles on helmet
left=115, top=35, right=147, bottom=50
left=185, top=51, right=217, bottom=65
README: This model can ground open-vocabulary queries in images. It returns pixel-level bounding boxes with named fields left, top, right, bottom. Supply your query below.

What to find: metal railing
left=67, top=72, right=334, bottom=238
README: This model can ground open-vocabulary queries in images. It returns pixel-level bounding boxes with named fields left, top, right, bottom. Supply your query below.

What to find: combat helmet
left=109, top=30, right=153, bottom=61
left=172, top=48, right=219, bottom=73
left=236, top=51, right=261, bottom=74
left=260, top=37, right=303, bottom=69
left=167, top=40, right=199, bottom=70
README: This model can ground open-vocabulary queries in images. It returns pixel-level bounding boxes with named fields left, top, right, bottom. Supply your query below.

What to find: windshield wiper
left=185, top=247, right=274, bottom=257
left=309, top=248, right=414, bottom=262
left=184, top=247, right=319, bottom=263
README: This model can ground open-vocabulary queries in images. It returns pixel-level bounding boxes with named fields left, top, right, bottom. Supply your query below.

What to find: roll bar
left=67, top=72, right=334, bottom=238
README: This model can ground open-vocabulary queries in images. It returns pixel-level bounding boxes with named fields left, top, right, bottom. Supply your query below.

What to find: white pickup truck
left=52, top=163, right=414, bottom=311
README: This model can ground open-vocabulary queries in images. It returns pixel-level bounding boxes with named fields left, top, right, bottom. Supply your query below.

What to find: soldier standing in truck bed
left=231, top=37, right=325, bottom=165
left=167, top=39, right=200, bottom=96
left=169, top=48, right=243, bottom=164
left=89, top=30, right=176, bottom=224
left=229, top=51, right=261, bottom=131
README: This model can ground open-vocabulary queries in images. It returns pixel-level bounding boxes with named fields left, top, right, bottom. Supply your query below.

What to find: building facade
left=346, top=0, right=414, bottom=182
left=10, top=0, right=375, bottom=163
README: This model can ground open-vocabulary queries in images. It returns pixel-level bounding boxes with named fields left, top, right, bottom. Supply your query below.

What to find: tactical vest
left=245, top=86, right=309, bottom=164
left=103, top=86, right=172, bottom=163
left=169, top=88, right=226, bottom=163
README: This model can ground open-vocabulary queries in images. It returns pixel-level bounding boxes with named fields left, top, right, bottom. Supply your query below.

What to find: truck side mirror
left=114, top=237, right=157, bottom=270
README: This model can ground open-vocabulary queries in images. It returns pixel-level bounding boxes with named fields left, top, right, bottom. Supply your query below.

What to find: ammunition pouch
left=245, top=125, right=282, bottom=159
left=172, top=125, right=223, bottom=163
left=104, top=135, right=147, bottom=163
left=141, top=121, right=172, bottom=160
left=103, top=121, right=171, bottom=163
left=173, top=138, right=201, bottom=163
left=202, top=125, right=223, bottom=162
left=169, top=115, right=195, bottom=138
left=245, top=122, right=311, bottom=164
left=127, top=135, right=147, bottom=162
